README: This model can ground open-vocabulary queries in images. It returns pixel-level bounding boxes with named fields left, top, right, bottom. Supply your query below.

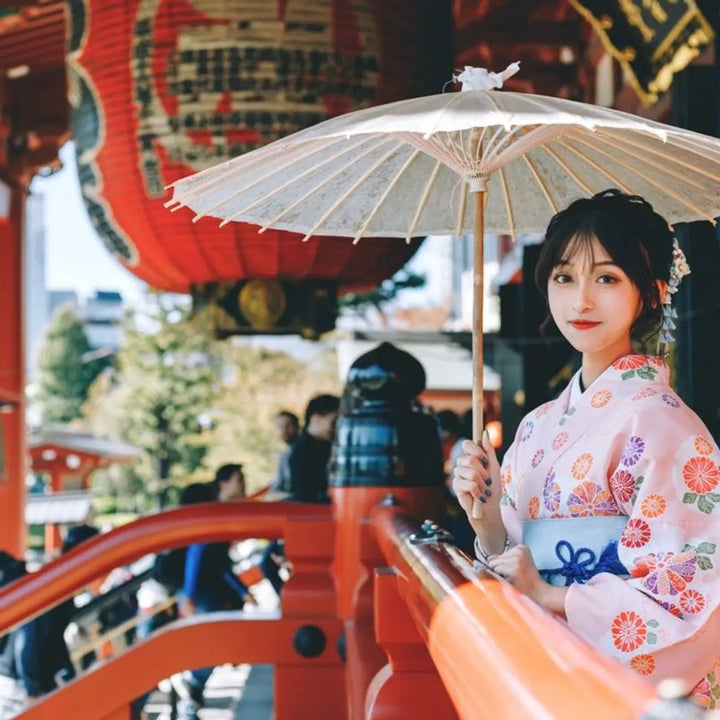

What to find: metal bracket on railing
left=639, top=679, right=707, bottom=720
left=409, top=519, right=454, bottom=545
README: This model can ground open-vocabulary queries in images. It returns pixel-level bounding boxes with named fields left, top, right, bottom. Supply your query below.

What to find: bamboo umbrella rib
left=578, top=133, right=719, bottom=204
left=521, top=153, right=558, bottom=215
left=483, top=124, right=509, bottom=163
left=484, top=125, right=532, bottom=167
left=219, top=136, right=394, bottom=229
left=555, top=138, right=633, bottom=194
left=551, top=97, right=667, bottom=138
left=462, top=128, right=476, bottom=167
left=165, top=146, right=250, bottom=191
left=446, top=129, right=473, bottom=169
left=567, top=138, right=718, bottom=223
left=664, top=133, right=720, bottom=163
left=423, top=133, right=471, bottom=170
left=473, top=126, right=487, bottom=163
left=456, top=180, right=469, bottom=237
left=211, top=137, right=373, bottom=226
left=504, top=93, right=602, bottom=131
left=300, top=142, right=405, bottom=242
left=485, top=124, right=567, bottom=173
left=170, top=138, right=297, bottom=198
left=539, top=144, right=594, bottom=195
left=406, top=158, right=444, bottom=241
left=567, top=132, right=706, bottom=190
left=193, top=136, right=357, bottom=222
left=352, top=147, right=423, bottom=244
left=497, top=165, right=515, bottom=240
left=433, top=130, right=467, bottom=169
left=481, top=88, right=503, bottom=118
left=595, top=129, right=720, bottom=183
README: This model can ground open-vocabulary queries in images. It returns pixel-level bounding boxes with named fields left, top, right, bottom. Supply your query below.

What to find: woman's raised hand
left=452, top=431, right=502, bottom=522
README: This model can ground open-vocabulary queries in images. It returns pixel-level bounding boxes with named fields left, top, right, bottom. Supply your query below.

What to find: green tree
left=38, top=304, right=110, bottom=424
left=83, top=293, right=343, bottom=508
left=106, top=295, right=220, bottom=506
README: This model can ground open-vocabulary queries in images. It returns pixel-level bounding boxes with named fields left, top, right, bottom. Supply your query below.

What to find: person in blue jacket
left=174, top=464, right=255, bottom=720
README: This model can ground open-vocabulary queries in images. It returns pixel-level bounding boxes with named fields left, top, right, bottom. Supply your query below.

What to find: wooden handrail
left=0, top=501, right=330, bottom=633
left=20, top=611, right=341, bottom=720
left=371, top=506, right=657, bottom=720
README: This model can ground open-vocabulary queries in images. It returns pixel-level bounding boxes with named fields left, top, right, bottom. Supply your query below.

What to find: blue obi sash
left=522, top=516, right=629, bottom=587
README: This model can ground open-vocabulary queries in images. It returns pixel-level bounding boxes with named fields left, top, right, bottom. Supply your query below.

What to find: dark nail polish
left=484, top=489, right=492, bottom=497
left=484, top=478, right=492, bottom=486
left=480, top=457, right=489, bottom=468
left=479, top=496, right=487, bottom=503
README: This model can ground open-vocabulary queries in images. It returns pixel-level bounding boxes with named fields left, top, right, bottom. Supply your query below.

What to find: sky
left=30, top=142, right=147, bottom=305
left=29, top=141, right=449, bottom=311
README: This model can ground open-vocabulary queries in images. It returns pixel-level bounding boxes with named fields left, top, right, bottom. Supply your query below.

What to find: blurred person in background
left=270, top=410, right=300, bottom=495
left=0, top=524, right=99, bottom=718
left=173, top=464, right=255, bottom=720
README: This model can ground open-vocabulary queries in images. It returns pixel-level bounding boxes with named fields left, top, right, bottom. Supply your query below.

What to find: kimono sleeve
left=499, top=418, right=527, bottom=547
left=564, top=407, right=720, bottom=688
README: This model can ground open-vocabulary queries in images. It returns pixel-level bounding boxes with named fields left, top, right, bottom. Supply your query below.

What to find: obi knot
left=543, top=540, right=627, bottom=587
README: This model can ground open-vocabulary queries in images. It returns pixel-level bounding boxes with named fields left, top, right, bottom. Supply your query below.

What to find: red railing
left=371, top=505, right=658, bottom=720
left=0, top=501, right=329, bottom=633
left=0, top=496, right=682, bottom=719
left=20, top=613, right=342, bottom=720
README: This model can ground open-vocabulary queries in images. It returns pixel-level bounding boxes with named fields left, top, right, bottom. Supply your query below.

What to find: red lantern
left=66, top=0, right=453, bottom=294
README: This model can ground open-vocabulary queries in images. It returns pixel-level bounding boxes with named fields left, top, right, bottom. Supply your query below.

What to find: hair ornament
left=657, top=239, right=690, bottom=354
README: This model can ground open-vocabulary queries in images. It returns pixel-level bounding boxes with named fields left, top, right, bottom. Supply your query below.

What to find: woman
left=453, top=189, right=720, bottom=707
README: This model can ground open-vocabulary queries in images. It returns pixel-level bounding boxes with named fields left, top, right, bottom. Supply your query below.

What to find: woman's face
left=547, top=234, right=642, bottom=365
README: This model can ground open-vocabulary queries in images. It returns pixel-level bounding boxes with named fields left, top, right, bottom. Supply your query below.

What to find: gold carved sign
left=569, top=0, right=714, bottom=104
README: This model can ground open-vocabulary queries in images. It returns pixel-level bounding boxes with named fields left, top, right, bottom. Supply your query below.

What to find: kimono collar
left=595, top=354, right=670, bottom=388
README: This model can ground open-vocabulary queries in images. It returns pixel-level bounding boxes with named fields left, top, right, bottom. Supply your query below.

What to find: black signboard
left=569, top=0, right=714, bottom=104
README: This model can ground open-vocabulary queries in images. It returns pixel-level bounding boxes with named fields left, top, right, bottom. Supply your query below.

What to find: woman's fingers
left=481, top=430, right=500, bottom=467
left=461, top=439, right=483, bottom=456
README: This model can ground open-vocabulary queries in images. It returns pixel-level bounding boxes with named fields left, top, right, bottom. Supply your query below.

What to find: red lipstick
left=570, top=320, right=600, bottom=330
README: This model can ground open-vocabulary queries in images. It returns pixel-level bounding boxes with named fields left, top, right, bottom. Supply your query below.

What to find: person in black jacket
left=286, top=394, right=340, bottom=503
left=0, top=524, right=99, bottom=717
left=260, top=394, right=340, bottom=597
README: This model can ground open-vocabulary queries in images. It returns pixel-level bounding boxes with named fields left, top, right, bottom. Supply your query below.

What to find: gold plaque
left=238, top=279, right=287, bottom=329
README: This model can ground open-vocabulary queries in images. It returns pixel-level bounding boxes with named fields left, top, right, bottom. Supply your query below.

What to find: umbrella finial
left=454, top=62, right=521, bottom=92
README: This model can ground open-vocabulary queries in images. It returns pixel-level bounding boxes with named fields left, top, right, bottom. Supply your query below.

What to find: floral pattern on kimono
left=498, top=355, right=720, bottom=706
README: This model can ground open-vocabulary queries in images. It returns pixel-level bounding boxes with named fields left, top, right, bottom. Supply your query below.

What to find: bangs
left=557, top=231, right=603, bottom=269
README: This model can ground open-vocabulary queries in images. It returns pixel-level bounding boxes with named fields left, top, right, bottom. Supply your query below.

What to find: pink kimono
left=500, top=354, right=720, bottom=707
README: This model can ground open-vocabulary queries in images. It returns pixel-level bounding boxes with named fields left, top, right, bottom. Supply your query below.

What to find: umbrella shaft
left=471, top=189, right=487, bottom=521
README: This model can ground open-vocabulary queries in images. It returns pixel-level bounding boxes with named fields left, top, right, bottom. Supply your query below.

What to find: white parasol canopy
left=169, top=80, right=720, bottom=240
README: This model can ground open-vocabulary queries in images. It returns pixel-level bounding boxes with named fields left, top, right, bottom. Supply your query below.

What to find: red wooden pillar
left=366, top=568, right=458, bottom=720
left=276, top=516, right=346, bottom=720
left=330, top=487, right=445, bottom=720
left=0, top=186, right=25, bottom=557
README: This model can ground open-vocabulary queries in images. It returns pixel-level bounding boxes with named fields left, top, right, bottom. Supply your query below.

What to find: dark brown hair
left=534, top=189, right=674, bottom=341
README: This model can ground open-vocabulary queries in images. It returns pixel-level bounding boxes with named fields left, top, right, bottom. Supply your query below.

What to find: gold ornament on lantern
left=238, top=279, right=287, bottom=329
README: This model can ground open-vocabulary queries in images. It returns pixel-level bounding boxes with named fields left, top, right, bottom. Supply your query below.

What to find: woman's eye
left=597, top=274, right=618, bottom=284
left=552, top=273, right=571, bottom=284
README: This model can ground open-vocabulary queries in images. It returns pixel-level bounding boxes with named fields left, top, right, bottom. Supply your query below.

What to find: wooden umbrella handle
left=471, top=188, right=487, bottom=520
